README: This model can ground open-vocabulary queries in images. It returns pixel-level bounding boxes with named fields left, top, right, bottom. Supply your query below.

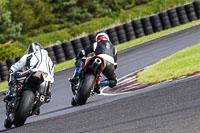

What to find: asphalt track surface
left=1, top=25, right=200, bottom=133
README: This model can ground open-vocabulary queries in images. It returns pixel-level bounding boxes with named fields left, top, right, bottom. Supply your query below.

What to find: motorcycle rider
left=4, top=42, right=54, bottom=104
left=70, top=32, right=118, bottom=93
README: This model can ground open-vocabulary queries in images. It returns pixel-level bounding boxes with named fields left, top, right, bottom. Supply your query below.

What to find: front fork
left=5, top=96, right=20, bottom=122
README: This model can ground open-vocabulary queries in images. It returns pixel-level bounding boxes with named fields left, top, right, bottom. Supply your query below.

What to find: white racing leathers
left=9, top=49, right=54, bottom=91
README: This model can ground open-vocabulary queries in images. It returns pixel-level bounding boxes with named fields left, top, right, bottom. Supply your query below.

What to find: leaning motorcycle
left=70, top=55, right=105, bottom=106
left=4, top=70, right=50, bottom=128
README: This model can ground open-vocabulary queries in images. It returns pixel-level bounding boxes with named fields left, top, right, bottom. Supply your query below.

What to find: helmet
left=27, top=43, right=43, bottom=54
left=96, top=32, right=110, bottom=42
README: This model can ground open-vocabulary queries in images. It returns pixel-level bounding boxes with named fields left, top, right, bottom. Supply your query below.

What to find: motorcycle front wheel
left=75, top=74, right=95, bottom=105
left=13, top=90, right=35, bottom=127
left=4, top=118, right=12, bottom=128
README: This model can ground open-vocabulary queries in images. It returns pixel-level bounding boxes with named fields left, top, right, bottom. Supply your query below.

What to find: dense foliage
left=44, top=0, right=153, bottom=28
left=0, top=0, right=195, bottom=61
left=6, top=0, right=55, bottom=33
left=0, top=1, right=22, bottom=43
left=0, top=41, right=22, bottom=62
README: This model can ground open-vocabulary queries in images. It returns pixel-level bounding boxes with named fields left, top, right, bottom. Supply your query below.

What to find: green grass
left=0, top=81, right=8, bottom=92
left=137, top=43, right=200, bottom=83
left=54, top=59, right=75, bottom=72
left=1, top=19, right=200, bottom=91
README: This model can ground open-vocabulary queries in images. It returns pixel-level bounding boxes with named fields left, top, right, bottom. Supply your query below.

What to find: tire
left=124, top=25, right=134, bottom=33
left=193, top=1, right=200, bottom=10
left=0, top=65, right=8, bottom=71
left=71, top=97, right=77, bottom=106
left=195, top=9, right=200, bottom=19
left=13, top=90, right=35, bottom=127
left=1, top=70, right=8, bottom=76
left=110, top=37, right=119, bottom=45
left=115, top=25, right=127, bottom=43
left=193, top=1, right=200, bottom=18
left=126, top=31, right=136, bottom=41
left=170, top=17, right=180, bottom=27
left=89, top=33, right=96, bottom=43
left=150, top=15, right=163, bottom=32
left=15, top=56, right=22, bottom=62
left=134, top=28, right=145, bottom=38
left=56, top=57, right=66, bottom=63
left=141, top=17, right=152, bottom=27
left=123, top=22, right=133, bottom=29
left=53, top=45, right=66, bottom=63
left=72, top=42, right=83, bottom=55
left=6, top=58, right=16, bottom=70
left=75, top=74, right=95, bottom=105
left=176, top=6, right=189, bottom=24
left=81, top=36, right=91, bottom=48
left=4, top=118, right=12, bottom=129
left=6, top=58, right=16, bottom=65
left=48, top=54, right=57, bottom=64
left=62, top=42, right=75, bottom=60
left=107, top=29, right=119, bottom=45
left=1, top=70, right=8, bottom=81
left=159, top=11, right=172, bottom=29
left=106, top=28, right=116, bottom=34
left=184, top=4, right=197, bottom=21
left=132, top=19, right=145, bottom=38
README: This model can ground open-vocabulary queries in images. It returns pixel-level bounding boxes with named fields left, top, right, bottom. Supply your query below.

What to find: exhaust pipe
left=91, top=58, right=102, bottom=68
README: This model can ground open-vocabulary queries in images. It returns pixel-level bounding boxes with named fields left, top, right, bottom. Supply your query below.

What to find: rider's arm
left=8, top=55, right=28, bottom=85
left=9, top=55, right=28, bottom=73
left=76, top=43, right=96, bottom=59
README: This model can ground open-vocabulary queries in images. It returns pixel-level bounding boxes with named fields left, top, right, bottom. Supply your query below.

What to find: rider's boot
left=96, top=80, right=110, bottom=94
left=100, top=80, right=110, bottom=87
left=45, top=91, right=51, bottom=103
left=69, top=67, right=82, bottom=84
left=3, top=85, right=16, bottom=102
left=4, top=117, right=12, bottom=128
left=35, top=109, right=40, bottom=115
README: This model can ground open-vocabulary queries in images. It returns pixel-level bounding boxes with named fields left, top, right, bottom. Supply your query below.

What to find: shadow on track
left=0, top=127, right=18, bottom=133
left=39, top=106, right=74, bottom=116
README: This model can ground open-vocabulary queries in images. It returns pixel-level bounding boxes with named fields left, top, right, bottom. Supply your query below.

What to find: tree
left=0, top=41, right=22, bottom=62
left=43, top=0, right=109, bottom=28
left=0, top=3, right=22, bottom=43
left=7, top=0, right=55, bottom=33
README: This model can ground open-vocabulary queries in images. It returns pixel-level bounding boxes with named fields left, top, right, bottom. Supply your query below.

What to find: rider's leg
left=4, top=73, right=17, bottom=101
left=101, top=62, right=117, bottom=88
left=70, top=58, right=84, bottom=82
left=45, top=81, right=52, bottom=103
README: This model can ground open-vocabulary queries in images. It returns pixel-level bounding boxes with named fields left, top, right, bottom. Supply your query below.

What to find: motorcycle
left=3, top=70, right=50, bottom=128
left=70, top=55, right=106, bottom=106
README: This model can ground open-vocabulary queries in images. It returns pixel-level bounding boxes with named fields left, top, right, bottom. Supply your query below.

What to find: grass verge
left=137, top=43, right=200, bottom=83
left=1, top=19, right=200, bottom=91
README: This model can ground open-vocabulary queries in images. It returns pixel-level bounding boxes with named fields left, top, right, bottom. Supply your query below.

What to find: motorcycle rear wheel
left=75, top=74, right=95, bottom=105
left=13, top=90, right=35, bottom=127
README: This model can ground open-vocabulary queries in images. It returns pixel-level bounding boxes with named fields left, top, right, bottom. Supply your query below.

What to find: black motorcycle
left=70, top=55, right=105, bottom=106
left=4, top=70, right=50, bottom=128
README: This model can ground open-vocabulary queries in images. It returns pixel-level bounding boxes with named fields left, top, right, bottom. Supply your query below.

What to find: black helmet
left=27, top=43, right=43, bottom=54
left=96, top=32, right=110, bottom=42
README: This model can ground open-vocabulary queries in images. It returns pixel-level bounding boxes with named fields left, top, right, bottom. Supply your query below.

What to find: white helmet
left=27, top=43, right=43, bottom=54
left=95, top=32, right=110, bottom=42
